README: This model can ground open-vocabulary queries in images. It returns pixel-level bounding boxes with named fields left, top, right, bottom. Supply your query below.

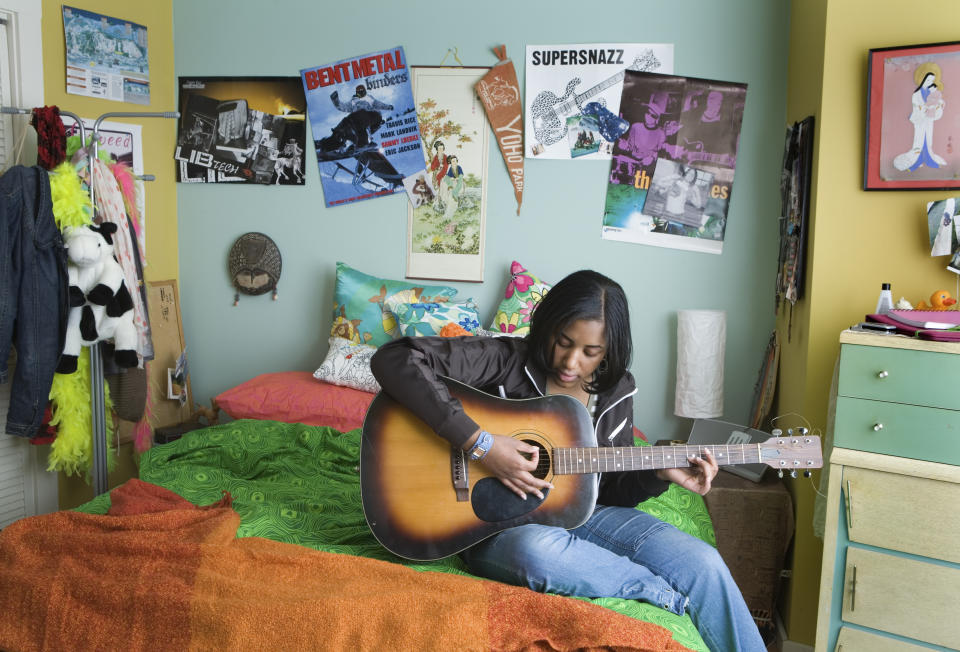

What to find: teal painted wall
left=173, top=0, right=790, bottom=441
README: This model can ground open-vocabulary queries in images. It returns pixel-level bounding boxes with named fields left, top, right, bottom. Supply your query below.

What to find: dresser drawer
left=842, top=547, right=960, bottom=648
left=833, top=396, right=960, bottom=464
left=835, top=626, right=933, bottom=652
left=838, top=344, right=960, bottom=410
left=842, top=466, right=960, bottom=562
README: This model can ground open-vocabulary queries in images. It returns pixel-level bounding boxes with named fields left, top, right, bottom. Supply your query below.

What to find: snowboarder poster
left=301, top=46, right=426, bottom=207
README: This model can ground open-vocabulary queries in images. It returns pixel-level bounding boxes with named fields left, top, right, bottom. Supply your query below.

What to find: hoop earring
left=598, top=359, right=608, bottom=375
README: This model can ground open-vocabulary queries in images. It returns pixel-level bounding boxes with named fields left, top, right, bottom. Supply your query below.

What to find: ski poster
left=601, top=71, right=747, bottom=255
left=63, top=6, right=150, bottom=104
left=301, top=46, right=426, bottom=207
left=524, top=43, right=673, bottom=160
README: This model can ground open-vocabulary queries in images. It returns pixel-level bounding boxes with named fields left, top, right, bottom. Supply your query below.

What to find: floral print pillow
left=488, top=261, right=551, bottom=336
left=384, top=296, right=482, bottom=337
left=330, top=262, right=458, bottom=347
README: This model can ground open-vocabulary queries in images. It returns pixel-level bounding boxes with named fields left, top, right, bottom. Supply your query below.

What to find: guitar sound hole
left=521, top=439, right=550, bottom=480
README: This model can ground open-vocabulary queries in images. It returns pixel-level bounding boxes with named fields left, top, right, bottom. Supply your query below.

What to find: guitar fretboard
left=553, top=444, right=762, bottom=475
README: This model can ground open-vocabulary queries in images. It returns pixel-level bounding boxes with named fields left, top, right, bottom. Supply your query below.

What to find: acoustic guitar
left=360, top=377, right=822, bottom=561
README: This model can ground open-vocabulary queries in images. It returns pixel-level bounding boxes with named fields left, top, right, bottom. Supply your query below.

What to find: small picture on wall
left=174, top=76, right=307, bottom=185
left=865, top=40, right=960, bottom=190
left=927, top=196, right=960, bottom=256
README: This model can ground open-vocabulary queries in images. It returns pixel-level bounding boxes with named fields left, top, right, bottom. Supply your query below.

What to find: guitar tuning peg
left=798, top=427, right=809, bottom=435
left=803, top=470, right=813, bottom=478
left=777, top=470, right=784, bottom=479
left=790, top=470, right=798, bottom=479
left=772, top=428, right=783, bottom=437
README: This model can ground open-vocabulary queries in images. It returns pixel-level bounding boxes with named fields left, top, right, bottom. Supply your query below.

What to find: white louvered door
left=0, top=361, right=33, bottom=529
left=0, top=2, right=57, bottom=528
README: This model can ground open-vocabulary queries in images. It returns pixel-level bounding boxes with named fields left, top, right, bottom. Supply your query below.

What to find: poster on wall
left=865, top=41, right=960, bottom=190
left=524, top=43, right=673, bottom=160
left=62, top=6, right=150, bottom=104
left=63, top=116, right=146, bottom=251
left=406, top=66, right=489, bottom=282
left=174, top=76, right=307, bottom=185
left=601, top=71, right=747, bottom=255
left=301, top=46, right=426, bottom=207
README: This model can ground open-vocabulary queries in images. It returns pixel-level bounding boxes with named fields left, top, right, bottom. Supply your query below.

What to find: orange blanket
left=0, top=480, right=692, bottom=652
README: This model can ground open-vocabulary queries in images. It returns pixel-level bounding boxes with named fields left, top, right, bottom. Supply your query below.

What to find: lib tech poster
left=174, top=76, right=307, bottom=185
left=301, top=46, right=426, bottom=207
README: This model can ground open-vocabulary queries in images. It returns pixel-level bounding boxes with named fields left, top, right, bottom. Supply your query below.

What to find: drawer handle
left=844, top=479, right=853, bottom=530
left=877, top=370, right=889, bottom=379
left=872, top=423, right=884, bottom=432
left=850, top=564, right=857, bottom=611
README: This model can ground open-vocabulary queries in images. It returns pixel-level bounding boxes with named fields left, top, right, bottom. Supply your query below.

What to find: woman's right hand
left=480, top=435, right=554, bottom=500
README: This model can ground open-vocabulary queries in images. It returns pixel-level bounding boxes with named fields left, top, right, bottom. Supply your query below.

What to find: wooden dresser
left=815, top=331, right=960, bottom=651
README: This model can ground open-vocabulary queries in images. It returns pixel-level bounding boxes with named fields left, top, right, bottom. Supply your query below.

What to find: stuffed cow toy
left=56, top=222, right=138, bottom=374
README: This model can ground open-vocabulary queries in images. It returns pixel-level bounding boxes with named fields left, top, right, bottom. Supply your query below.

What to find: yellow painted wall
left=779, top=0, right=960, bottom=644
left=40, top=0, right=176, bottom=508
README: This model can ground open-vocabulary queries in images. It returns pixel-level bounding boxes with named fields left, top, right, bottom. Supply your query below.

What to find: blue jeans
left=0, top=166, right=67, bottom=437
left=461, top=505, right=765, bottom=652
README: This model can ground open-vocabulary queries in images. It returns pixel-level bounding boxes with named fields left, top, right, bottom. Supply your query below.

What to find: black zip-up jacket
left=370, top=335, right=669, bottom=507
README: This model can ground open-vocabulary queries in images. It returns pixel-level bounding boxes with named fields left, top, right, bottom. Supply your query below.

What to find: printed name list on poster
left=601, top=71, right=747, bottom=255
left=62, top=5, right=150, bottom=104
left=301, top=47, right=426, bottom=207
left=524, top=44, right=673, bottom=160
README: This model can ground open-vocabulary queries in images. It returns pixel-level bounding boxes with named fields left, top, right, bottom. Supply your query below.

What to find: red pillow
left=215, top=371, right=375, bottom=432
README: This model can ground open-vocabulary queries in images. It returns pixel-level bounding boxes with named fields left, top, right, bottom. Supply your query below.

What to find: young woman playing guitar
left=370, top=270, right=765, bottom=652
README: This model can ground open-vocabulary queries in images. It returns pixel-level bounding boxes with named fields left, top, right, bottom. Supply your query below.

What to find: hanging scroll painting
left=405, top=66, right=489, bottom=282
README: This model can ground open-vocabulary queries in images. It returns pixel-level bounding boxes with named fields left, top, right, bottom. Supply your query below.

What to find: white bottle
left=875, top=283, right=894, bottom=314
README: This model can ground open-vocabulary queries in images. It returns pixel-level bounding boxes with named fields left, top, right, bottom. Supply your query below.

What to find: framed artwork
left=175, top=76, right=306, bottom=185
left=865, top=41, right=960, bottom=190
left=406, top=66, right=490, bottom=282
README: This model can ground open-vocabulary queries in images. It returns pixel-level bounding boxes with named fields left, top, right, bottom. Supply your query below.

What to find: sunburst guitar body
left=360, top=377, right=822, bottom=561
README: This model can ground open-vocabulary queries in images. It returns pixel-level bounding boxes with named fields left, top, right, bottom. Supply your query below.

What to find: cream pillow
left=313, top=336, right=381, bottom=394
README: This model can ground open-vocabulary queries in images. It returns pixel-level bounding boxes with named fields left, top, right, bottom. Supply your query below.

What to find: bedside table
left=815, top=331, right=960, bottom=651
left=702, top=470, right=794, bottom=631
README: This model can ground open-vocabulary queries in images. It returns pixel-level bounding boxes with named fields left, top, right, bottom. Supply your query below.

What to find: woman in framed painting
left=893, top=62, right=947, bottom=172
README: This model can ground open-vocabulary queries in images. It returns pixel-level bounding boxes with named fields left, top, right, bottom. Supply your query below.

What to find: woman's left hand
left=655, top=448, right=719, bottom=495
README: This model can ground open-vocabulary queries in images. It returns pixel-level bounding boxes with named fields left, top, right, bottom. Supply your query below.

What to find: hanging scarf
left=91, top=156, right=154, bottom=361
left=31, top=106, right=67, bottom=170
left=47, top=162, right=116, bottom=475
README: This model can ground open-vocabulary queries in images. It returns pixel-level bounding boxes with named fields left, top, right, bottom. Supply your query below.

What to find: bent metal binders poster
left=301, top=46, right=426, bottom=207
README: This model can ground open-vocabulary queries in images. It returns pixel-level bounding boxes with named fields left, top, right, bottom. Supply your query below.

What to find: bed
left=0, top=262, right=714, bottom=651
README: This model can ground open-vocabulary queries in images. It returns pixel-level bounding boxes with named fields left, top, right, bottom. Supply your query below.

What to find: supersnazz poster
left=301, top=46, right=426, bottom=207
left=601, top=71, right=747, bottom=255
left=524, top=44, right=673, bottom=160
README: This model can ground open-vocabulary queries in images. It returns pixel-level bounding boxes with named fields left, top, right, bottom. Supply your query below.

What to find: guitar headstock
left=759, top=435, right=823, bottom=477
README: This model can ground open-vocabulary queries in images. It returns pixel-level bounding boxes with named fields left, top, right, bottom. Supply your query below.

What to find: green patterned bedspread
left=78, top=420, right=710, bottom=652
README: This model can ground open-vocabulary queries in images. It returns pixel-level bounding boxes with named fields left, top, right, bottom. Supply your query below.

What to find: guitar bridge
left=451, top=446, right=469, bottom=502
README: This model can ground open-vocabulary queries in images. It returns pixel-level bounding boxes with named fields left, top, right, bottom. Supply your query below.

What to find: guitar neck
left=570, top=72, right=626, bottom=108
left=554, top=443, right=760, bottom=475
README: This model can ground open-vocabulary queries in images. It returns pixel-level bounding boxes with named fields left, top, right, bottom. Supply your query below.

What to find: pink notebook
left=885, top=309, right=960, bottom=330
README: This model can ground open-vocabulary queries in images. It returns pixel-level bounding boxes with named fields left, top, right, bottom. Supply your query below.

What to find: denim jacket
left=0, top=166, right=68, bottom=436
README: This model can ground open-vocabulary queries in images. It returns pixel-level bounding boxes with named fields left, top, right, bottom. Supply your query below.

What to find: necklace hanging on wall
left=228, top=232, right=282, bottom=305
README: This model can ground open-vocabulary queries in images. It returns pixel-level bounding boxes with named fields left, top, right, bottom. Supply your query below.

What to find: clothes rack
left=2, top=106, right=178, bottom=496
